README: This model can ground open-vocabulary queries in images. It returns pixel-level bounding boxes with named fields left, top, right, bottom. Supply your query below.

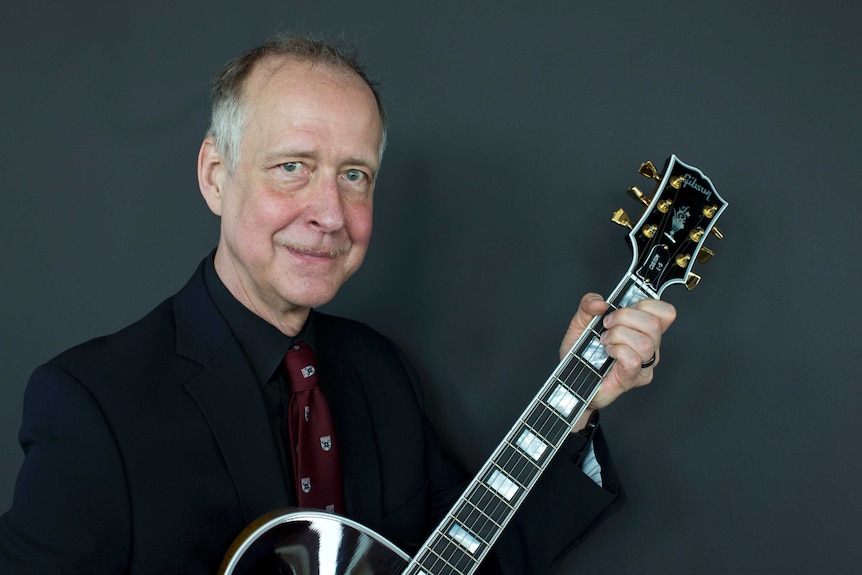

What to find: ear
left=198, top=136, right=227, bottom=216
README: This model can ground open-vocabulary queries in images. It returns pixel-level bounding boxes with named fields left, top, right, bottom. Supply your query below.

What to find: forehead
left=240, top=56, right=382, bottom=156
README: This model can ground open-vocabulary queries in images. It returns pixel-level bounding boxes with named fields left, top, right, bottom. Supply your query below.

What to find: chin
left=286, top=284, right=343, bottom=310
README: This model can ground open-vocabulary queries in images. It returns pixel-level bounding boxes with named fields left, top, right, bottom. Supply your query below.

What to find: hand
left=561, top=293, right=676, bottom=420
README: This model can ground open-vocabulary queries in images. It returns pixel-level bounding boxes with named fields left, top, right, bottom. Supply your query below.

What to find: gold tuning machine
left=685, top=272, right=702, bottom=290
left=626, top=186, right=651, bottom=207
left=611, top=208, right=633, bottom=229
left=638, top=161, right=661, bottom=181
left=696, top=247, right=715, bottom=265
left=675, top=254, right=692, bottom=268
left=702, top=206, right=727, bottom=239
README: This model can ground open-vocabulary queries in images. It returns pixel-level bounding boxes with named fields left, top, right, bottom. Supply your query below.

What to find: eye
left=281, top=161, right=305, bottom=173
left=343, top=169, right=368, bottom=184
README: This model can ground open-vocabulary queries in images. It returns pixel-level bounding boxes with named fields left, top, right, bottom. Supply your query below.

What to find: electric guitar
left=219, top=154, right=728, bottom=575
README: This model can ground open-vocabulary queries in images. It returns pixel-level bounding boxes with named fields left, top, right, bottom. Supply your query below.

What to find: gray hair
left=206, top=33, right=388, bottom=174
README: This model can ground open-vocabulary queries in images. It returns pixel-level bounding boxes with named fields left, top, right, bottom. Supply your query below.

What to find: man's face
left=201, top=57, right=382, bottom=329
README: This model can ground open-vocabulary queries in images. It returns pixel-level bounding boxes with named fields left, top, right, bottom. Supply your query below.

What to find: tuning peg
left=626, top=186, right=651, bottom=207
left=711, top=226, right=724, bottom=240
left=685, top=272, right=702, bottom=290
left=611, top=208, right=633, bottom=229
left=638, top=161, right=661, bottom=181
left=696, top=247, right=714, bottom=265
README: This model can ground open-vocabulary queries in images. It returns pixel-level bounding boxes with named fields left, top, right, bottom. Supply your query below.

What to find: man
left=0, top=34, right=675, bottom=574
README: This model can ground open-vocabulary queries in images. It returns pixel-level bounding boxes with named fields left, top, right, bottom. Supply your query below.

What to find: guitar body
left=219, top=509, right=409, bottom=575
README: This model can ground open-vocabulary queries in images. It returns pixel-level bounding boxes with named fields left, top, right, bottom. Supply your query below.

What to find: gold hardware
left=703, top=205, right=718, bottom=218
left=658, top=199, right=672, bottom=213
left=670, top=175, right=684, bottom=189
left=696, top=247, right=714, bottom=265
left=638, top=161, right=661, bottom=181
left=626, top=186, right=650, bottom=207
left=675, top=254, right=691, bottom=268
left=642, top=224, right=658, bottom=238
left=689, top=228, right=705, bottom=242
left=611, top=208, right=632, bottom=229
left=685, top=272, right=702, bottom=290
left=711, top=225, right=724, bottom=240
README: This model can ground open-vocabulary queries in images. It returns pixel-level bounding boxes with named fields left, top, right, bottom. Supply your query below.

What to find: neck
left=213, top=249, right=310, bottom=337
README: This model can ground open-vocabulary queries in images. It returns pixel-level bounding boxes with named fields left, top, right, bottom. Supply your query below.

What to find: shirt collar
left=203, top=252, right=316, bottom=387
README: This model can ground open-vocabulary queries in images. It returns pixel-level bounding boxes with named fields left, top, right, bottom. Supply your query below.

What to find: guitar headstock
left=612, top=155, right=727, bottom=295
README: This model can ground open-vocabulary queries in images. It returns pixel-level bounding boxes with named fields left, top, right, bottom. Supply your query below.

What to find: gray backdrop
left=2, top=1, right=860, bottom=573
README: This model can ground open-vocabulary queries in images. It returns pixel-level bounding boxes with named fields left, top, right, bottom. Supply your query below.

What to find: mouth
left=280, top=242, right=351, bottom=260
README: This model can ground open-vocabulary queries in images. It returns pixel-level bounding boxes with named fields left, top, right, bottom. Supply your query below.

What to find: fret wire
left=524, top=401, right=570, bottom=442
left=466, top=480, right=514, bottom=536
left=551, top=373, right=592, bottom=404
left=521, top=417, right=553, bottom=446
left=430, top=535, right=478, bottom=573
left=561, top=358, right=603, bottom=402
left=499, top=447, right=540, bottom=491
left=423, top=537, right=463, bottom=573
left=573, top=342, right=611, bottom=378
left=468, top=478, right=515, bottom=512
left=450, top=498, right=505, bottom=544
left=493, top=449, right=544, bottom=497
left=418, top=544, right=465, bottom=575
left=538, top=395, right=581, bottom=426
left=460, top=495, right=504, bottom=531
left=443, top=516, right=492, bottom=548
left=489, top=457, right=528, bottom=491
left=477, top=480, right=514, bottom=521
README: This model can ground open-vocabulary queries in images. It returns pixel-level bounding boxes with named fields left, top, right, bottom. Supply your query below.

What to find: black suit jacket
left=0, top=261, right=622, bottom=574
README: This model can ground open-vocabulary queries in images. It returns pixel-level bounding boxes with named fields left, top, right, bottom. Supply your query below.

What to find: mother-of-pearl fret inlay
left=487, top=469, right=519, bottom=501
left=547, top=384, right=579, bottom=418
left=621, top=281, right=650, bottom=307
left=515, top=428, right=547, bottom=461
left=581, top=336, right=608, bottom=370
left=448, top=524, right=481, bottom=554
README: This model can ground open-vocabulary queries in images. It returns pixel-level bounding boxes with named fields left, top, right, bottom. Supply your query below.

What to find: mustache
left=276, top=240, right=352, bottom=258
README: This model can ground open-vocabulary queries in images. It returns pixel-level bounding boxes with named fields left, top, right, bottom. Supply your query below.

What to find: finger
left=559, top=294, right=608, bottom=359
left=632, top=299, right=677, bottom=333
left=601, top=320, right=658, bottom=366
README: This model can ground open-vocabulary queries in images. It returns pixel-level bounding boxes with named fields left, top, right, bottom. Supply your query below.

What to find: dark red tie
left=283, top=341, right=344, bottom=513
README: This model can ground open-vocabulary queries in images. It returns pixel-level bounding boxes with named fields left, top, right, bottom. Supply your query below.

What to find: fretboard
left=402, top=275, right=657, bottom=575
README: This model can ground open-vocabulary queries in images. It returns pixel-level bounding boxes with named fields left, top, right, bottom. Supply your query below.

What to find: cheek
left=346, top=202, right=373, bottom=245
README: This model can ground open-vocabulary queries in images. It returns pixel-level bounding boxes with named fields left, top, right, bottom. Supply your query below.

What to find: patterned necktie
left=283, top=341, right=344, bottom=514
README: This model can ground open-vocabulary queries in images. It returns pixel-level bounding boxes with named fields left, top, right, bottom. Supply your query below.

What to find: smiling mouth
left=280, top=242, right=351, bottom=259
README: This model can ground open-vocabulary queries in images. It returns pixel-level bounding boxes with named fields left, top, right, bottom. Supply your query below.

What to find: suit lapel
left=173, top=265, right=289, bottom=525
left=315, top=316, right=385, bottom=533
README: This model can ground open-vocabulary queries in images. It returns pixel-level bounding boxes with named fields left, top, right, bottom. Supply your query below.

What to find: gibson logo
left=682, top=173, right=712, bottom=201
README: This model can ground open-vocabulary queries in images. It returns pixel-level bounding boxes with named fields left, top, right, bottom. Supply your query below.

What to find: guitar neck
left=403, top=274, right=657, bottom=575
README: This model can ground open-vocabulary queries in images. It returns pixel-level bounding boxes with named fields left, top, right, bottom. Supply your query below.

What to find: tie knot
left=284, top=341, right=318, bottom=393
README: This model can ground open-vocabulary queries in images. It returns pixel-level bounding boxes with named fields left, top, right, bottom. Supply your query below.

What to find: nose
left=306, top=174, right=346, bottom=232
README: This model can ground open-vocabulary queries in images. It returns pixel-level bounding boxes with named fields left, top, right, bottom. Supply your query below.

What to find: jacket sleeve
left=0, top=364, right=131, bottom=574
left=491, top=426, right=624, bottom=574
